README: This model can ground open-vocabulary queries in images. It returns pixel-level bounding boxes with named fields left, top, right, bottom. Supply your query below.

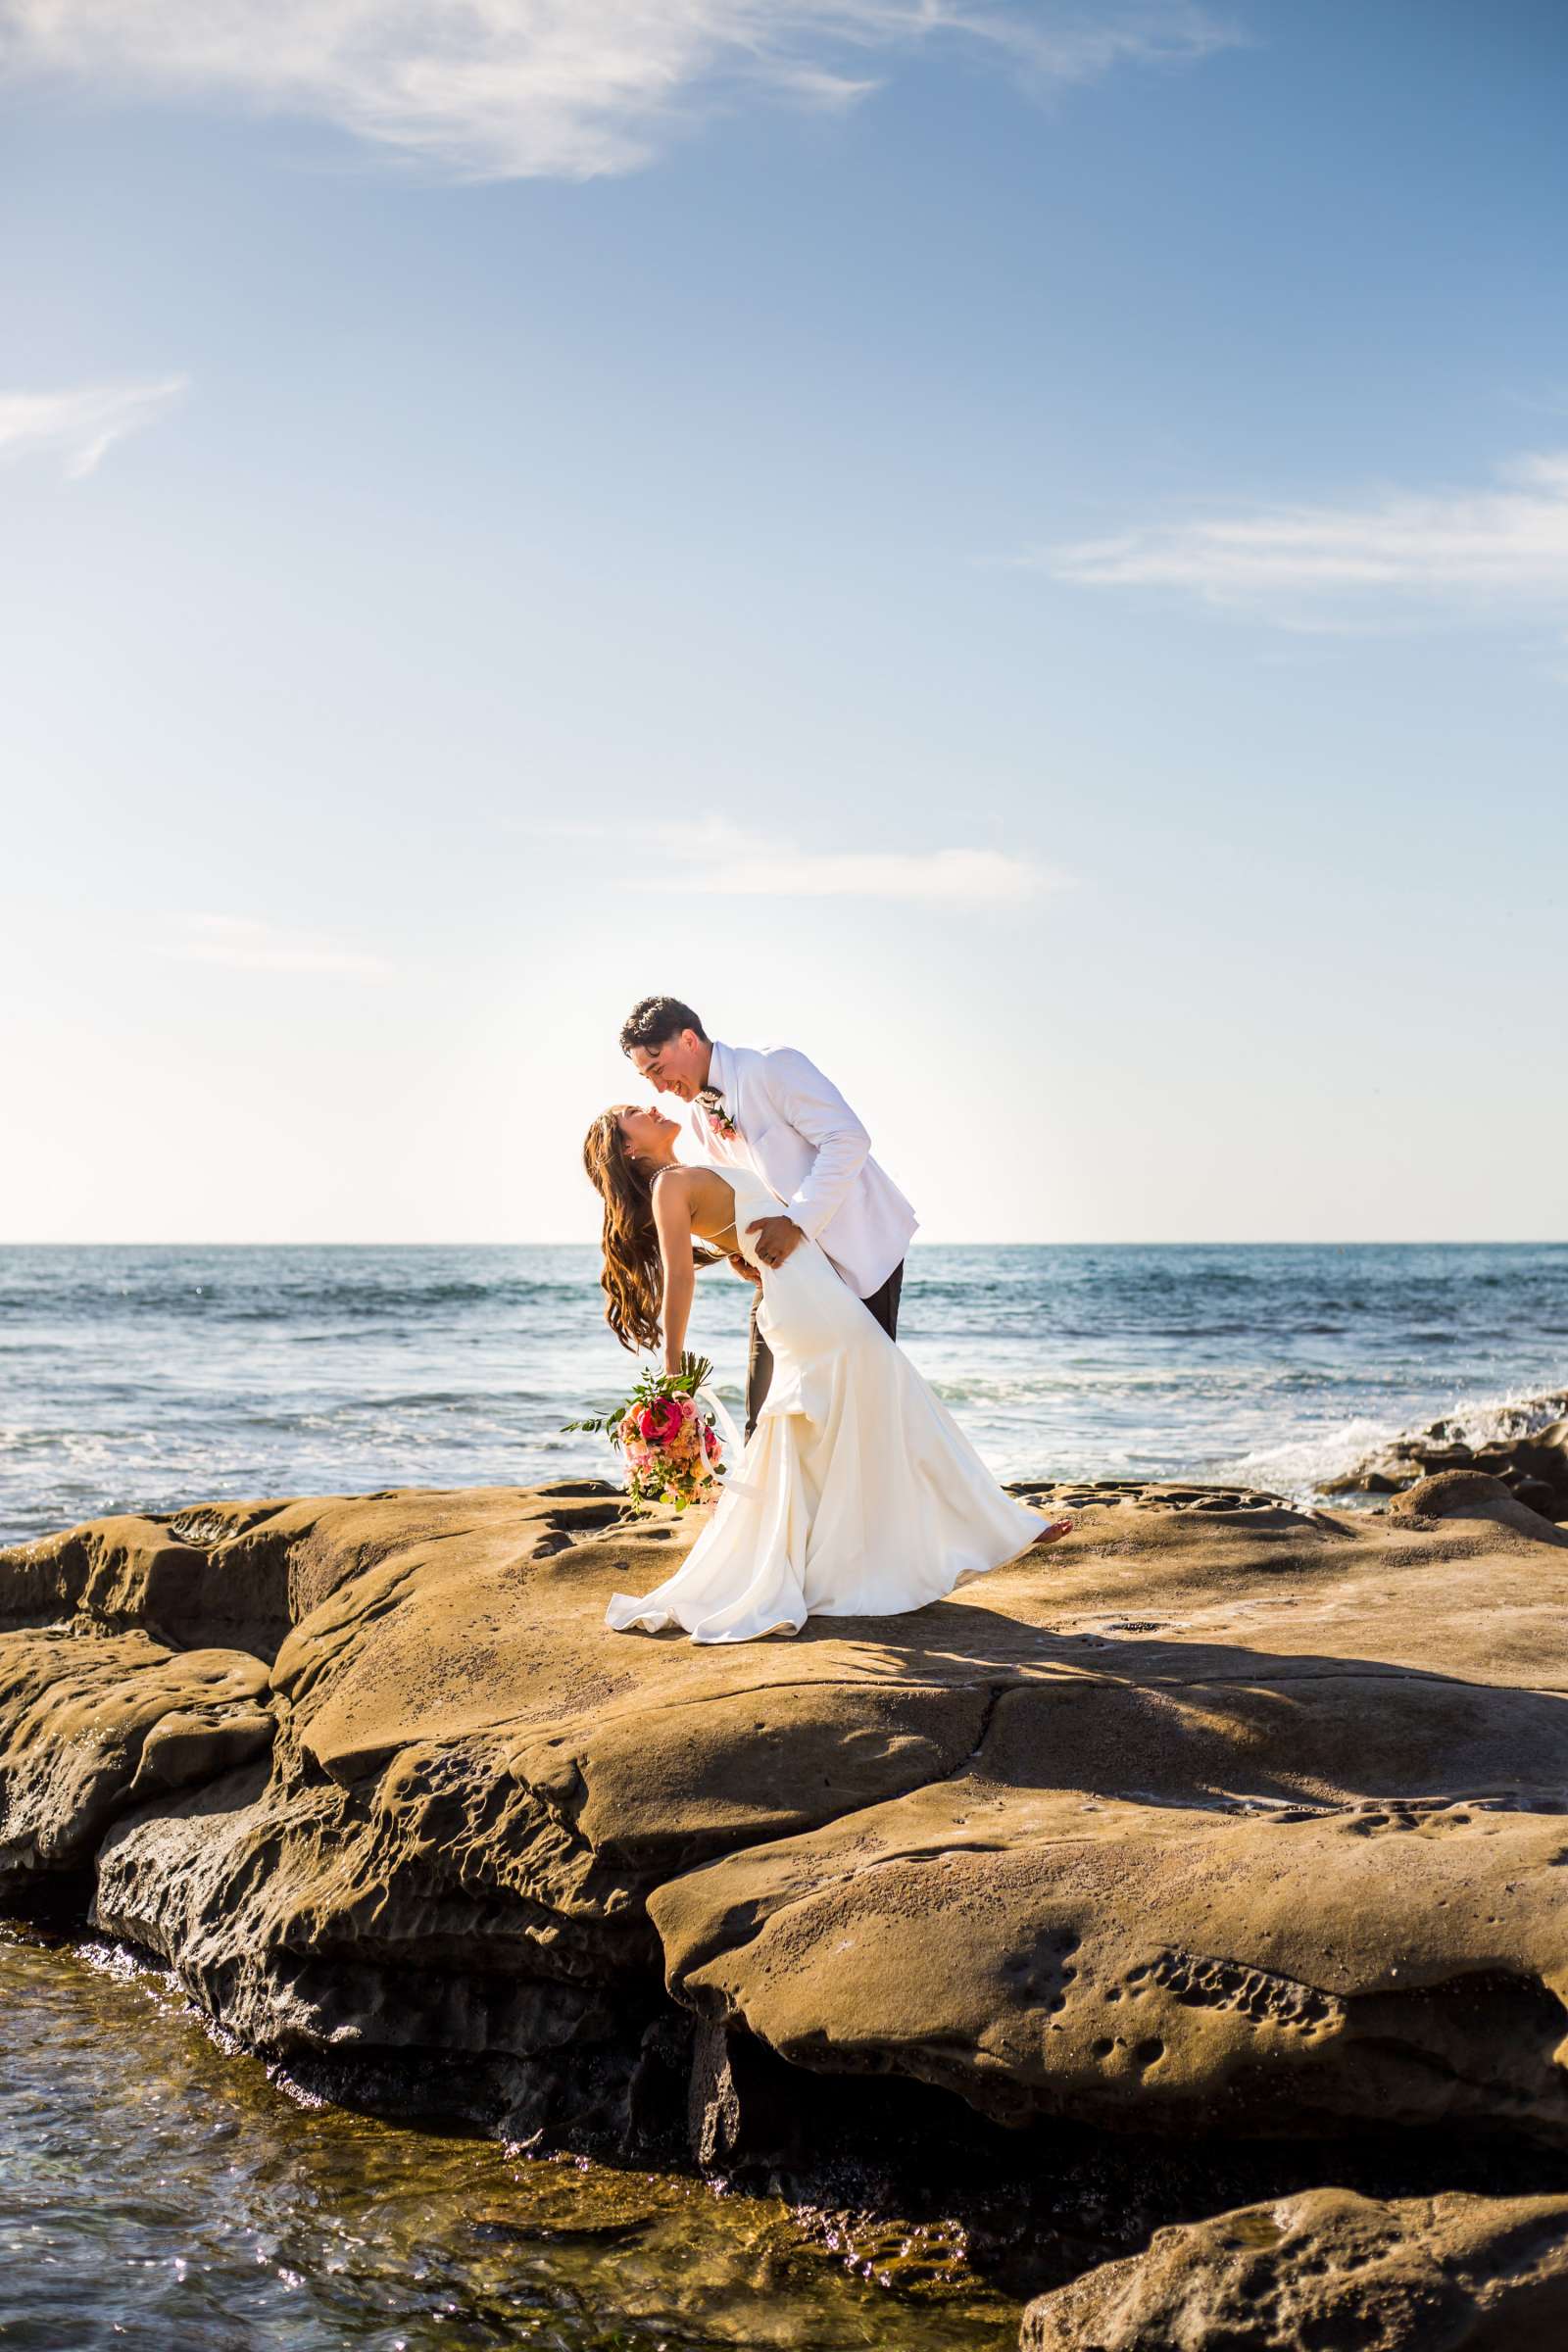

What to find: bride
left=582, top=1103, right=1072, bottom=1643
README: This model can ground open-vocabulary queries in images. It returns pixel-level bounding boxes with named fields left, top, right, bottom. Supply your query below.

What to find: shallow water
left=3, top=1242, right=1566, bottom=1544
left=0, top=1928, right=1018, bottom=2352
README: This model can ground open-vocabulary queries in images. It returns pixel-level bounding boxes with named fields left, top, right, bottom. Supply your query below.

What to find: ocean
left=3, top=1241, right=1565, bottom=1545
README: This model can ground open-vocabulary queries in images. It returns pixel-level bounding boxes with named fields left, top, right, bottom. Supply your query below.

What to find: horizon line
left=1, top=1237, right=1563, bottom=1251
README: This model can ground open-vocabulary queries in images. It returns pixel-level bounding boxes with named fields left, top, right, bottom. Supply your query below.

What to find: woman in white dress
left=582, top=1104, right=1072, bottom=1643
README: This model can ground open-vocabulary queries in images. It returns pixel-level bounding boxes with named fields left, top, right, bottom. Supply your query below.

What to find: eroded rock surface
left=654, top=1473, right=1568, bottom=2149
left=2, top=1471, right=1567, bottom=2186
left=1019, top=2185, right=1568, bottom=2350
left=0, top=1626, right=271, bottom=1897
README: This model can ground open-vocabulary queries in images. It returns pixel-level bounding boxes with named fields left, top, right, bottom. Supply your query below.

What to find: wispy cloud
left=0, top=2, right=1240, bottom=181
left=531, top=820, right=1062, bottom=902
left=0, top=377, right=187, bottom=478
left=160, top=916, right=391, bottom=975
left=1036, top=451, right=1568, bottom=628
left=684, top=839, right=1057, bottom=902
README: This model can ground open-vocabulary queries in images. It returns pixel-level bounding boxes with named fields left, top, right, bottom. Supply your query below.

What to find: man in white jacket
left=620, top=994, right=917, bottom=1433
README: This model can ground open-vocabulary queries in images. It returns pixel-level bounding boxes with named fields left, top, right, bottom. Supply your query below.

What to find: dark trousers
left=746, top=1260, right=905, bottom=1438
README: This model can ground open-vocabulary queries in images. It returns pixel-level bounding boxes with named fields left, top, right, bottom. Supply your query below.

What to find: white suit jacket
left=686, top=1039, right=916, bottom=1298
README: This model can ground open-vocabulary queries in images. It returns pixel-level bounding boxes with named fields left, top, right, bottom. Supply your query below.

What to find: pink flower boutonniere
left=697, top=1088, right=740, bottom=1143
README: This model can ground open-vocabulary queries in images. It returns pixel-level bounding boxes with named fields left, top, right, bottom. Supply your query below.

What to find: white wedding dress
left=605, top=1162, right=1051, bottom=1642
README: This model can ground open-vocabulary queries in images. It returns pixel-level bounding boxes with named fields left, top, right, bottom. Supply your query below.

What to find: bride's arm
left=652, top=1178, right=697, bottom=1374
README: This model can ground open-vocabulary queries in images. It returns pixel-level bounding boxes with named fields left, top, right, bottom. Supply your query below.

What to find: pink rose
left=652, top=1397, right=683, bottom=1443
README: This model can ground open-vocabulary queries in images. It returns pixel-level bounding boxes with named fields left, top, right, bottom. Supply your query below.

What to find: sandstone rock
left=0, top=1625, right=272, bottom=1894
left=2, top=1472, right=1567, bottom=2180
left=0, top=1504, right=295, bottom=1655
left=1018, top=2185, right=1568, bottom=2350
left=651, top=1470, right=1568, bottom=2148
left=128, top=1702, right=275, bottom=1795
left=1388, top=1468, right=1568, bottom=1539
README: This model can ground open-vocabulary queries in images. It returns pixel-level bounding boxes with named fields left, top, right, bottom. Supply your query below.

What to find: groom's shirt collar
left=707, top=1038, right=735, bottom=1101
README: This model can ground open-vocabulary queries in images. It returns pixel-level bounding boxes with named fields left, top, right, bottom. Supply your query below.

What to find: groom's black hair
left=620, top=996, right=709, bottom=1054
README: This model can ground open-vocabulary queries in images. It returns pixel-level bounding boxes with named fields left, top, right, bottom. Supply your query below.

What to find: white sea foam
left=1229, top=1384, right=1568, bottom=1501
left=1425, top=1386, right=1568, bottom=1446
left=1226, top=1416, right=1399, bottom=1499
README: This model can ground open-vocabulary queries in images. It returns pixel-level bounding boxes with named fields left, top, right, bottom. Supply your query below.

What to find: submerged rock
left=1019, top=2185, right=1568, bottom=2349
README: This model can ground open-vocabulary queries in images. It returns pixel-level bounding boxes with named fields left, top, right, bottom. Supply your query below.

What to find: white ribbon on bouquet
left=694, top=1382, right=745, bottom=1479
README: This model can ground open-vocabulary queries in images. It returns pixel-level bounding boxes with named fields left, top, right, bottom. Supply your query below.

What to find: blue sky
left=4, top=0, right=1566, bottom=1242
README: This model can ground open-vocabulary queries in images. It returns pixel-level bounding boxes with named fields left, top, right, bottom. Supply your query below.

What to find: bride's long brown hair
left=583, top=1107, right=717, bottom=1353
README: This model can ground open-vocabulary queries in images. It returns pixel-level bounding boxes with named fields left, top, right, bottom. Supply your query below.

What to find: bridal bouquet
left=564, top=1352, right=727, bottom=1512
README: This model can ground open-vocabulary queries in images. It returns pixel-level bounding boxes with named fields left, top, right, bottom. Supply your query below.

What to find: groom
left=619, top=995, right=917, bottom=1434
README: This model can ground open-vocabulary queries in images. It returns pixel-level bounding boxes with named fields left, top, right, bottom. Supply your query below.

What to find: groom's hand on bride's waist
left=746, top=1216, right=804, bottom=1269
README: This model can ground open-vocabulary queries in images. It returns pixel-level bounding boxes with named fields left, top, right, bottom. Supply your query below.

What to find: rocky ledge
left=4, top=1470, right=1568, bottom=2342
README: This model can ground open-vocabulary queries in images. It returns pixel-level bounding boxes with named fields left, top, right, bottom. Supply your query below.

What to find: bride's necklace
left=646, top=1161, right=682, bottom=1183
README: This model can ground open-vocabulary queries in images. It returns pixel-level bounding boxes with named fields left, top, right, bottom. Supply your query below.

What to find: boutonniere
left=697, top=1087, right=740, bottom=1142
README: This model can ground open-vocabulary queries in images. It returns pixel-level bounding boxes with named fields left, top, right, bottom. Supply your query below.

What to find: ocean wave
left=1224, top=1419, right=1399, bottom=1497
left=8, top=1282, right=580, bottom=1323
left=927, top=1365, right=1261, bottom=1403
left=1228, top=1383, right=1568, bottom=1499
left=0, top=1261, right=609, bottom=1324
left=1417, top=1386, right=1568, bottom=1446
